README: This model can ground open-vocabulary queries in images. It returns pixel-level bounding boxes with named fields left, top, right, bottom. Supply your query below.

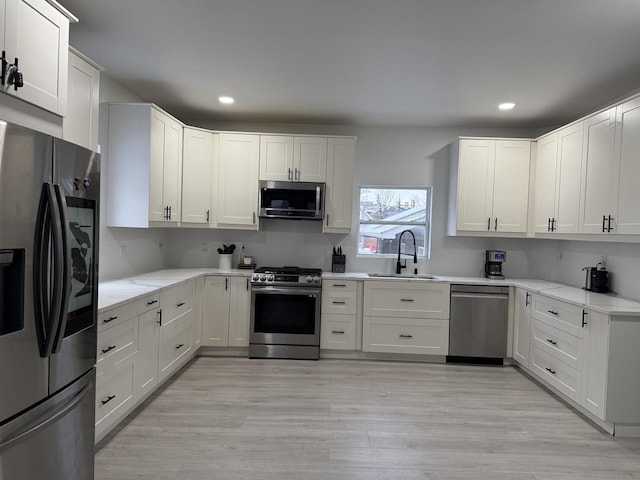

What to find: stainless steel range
left=249, top=266, right=322, bottom=360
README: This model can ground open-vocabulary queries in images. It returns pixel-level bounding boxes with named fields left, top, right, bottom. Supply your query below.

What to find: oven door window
left=253, top=292, right=317, bottom=335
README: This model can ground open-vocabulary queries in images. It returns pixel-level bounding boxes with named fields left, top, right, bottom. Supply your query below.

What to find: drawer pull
left=399, top=334, right=413, bottom=339
left=547, top=310, right=558, bottom=316
left=545, top=367, right=557, bottom=375
left=332, top=301, right=346, bottom=305
left=177, top=302, right=186, bottom=307
left=103, top=316, right=118, bottom=323
left=147, top=299, right=158, bottom=306
left=176, top=343, right=185, bottom=350
left=400, top=298, right=414, bottom=303
left=545, top=339, right=557, bottom=346
left=333, top=284, right=347, bottom=287
left=101, top=395, right=116, bottom=406
left=582, top=309, right=588, bottom=328
left=101, top=345, right=117, bottom=354
left=331, top=330, right=345, bottom=335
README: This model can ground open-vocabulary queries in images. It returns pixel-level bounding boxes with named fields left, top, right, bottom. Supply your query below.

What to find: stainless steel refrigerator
left=0, top=120, right=99, bottom=479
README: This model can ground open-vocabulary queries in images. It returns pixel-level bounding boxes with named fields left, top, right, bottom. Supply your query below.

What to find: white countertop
left=99, top=268, right=640, bottom=317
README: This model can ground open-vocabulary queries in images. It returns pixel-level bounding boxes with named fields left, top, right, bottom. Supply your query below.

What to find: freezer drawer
left=0, top=369, right=95, bottom=480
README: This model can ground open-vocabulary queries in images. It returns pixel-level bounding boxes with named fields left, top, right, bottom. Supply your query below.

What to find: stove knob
left=313, top=275, right=320, bottom=283
left=267, top=274, right=274, bottom=282
left=306, top=275, right=312, bottom=282
left=260, top=274, right=267, bottom=281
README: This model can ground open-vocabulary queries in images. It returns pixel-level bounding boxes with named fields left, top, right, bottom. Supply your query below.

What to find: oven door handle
left=252, top=286, right=321, bottom=296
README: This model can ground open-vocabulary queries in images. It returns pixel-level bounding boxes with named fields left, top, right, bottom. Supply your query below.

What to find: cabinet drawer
left=364, top=281, right=450, bottom=319
left=363, top=316, right=449, bottom=355
left=322, top=288, right=357, bottom=315
left=96, top=317, right=139, bottom=373
left=531, top=318, right=581, bottom=370
left=138, top=292, right=160, bottom=313
left=98, top=300, right=138, bottom=332
left=321, top=314, right=356, bottom=350
left=324, top=280, right=358, bottom=292
left=159, top=314, right=193, bottom=382
left=161, top=281, right=195, bottom=325
left=532, top=295, right=584, bottom=337
left=530, top=345, right=579, bottom=401
left=95, top=353, right=137, bottom=436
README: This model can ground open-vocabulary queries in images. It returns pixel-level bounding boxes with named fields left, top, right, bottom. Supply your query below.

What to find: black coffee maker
left=583, top=263, right=609, bottom=293
left=485, top=250, right=506, bottom=279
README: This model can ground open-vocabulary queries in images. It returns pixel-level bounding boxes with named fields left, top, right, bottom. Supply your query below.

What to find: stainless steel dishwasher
left=447, top=284, right=509, bottom=364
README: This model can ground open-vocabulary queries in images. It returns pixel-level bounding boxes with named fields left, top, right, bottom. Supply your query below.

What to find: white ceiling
left=62, top=0, right=640, bottom=128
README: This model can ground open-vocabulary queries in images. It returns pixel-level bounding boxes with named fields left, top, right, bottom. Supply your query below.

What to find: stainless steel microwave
left=258, top=180, right=324, bottom=220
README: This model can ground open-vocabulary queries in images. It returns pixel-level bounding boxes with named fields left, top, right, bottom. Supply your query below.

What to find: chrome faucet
left=396, top=229, right=418, bottom=274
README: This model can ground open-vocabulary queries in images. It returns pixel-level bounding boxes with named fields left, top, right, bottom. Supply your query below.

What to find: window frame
left=357, top=185, right=433, bottom=259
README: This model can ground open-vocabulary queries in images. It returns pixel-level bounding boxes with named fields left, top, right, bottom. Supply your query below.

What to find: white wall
left=97, top=76, right=168, bottom=280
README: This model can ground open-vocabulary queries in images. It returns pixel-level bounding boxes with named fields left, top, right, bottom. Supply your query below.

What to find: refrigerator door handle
left=34, top=183, right=64, bottom=358
left=51, top=184, right=70, bottom=354
left=0, top=382, right=91, bottom=454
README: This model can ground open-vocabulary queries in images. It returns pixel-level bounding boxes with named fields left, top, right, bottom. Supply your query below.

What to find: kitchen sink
left=367, top=273, right=438, bottom=280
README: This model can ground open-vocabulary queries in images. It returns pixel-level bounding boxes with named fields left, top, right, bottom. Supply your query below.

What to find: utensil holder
left=332, top=254, right=346, bottom=273
left=219, top=254, right=233, bottom=270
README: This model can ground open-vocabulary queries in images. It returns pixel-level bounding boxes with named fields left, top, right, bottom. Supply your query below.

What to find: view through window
left=358, top=187, right=432, bottom=257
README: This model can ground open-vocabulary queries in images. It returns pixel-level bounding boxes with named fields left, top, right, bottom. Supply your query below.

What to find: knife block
left=331, top=254, right=346, bottom=273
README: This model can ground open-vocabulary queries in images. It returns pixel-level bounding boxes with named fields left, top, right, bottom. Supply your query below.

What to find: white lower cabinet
left=137, top=308, right=160, bottom=400
left=512, top=288, right=532, bottom=366
left=158, top=312, right=193, bottom=382
left=580, top=310, right=608, bottom=419
left=321, top=280, right=358, bottom=350
left=362, top=281, right=450, bottom=355
left=95, top=353, right=136, bottom=440
left=202, top=276, right=251, bottom=347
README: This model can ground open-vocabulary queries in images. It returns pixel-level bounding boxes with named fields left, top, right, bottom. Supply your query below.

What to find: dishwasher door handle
left=450, top=292, right=509, bottom=300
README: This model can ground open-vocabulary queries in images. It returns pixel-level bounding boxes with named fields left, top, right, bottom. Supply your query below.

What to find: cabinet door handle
left=487, top=217, right=491, bottom=231
left=147, top=299, right=158, bottom=306
left=176, top=343, right=185, bottom=350
left=288, top=168, right=292, bottom=180
left=607, top=214, right=613, bottom=232
left=545, top=339, right=557, bottom=346
left=548, top=218, right=552, bottom=232
left=169, top=206, right=172, bottom=220
left=547, top=310, right=558, bottom=316
left=494, top=218, right=498, bottom=231
left=101, top=345, right=117, bottom=354
left=582, top=309, right=588, bottom=328
left=252, top=212, right=256, bottom=224
left=400, top=298, right=414, bottom=302
left=326, top=214, right=330, bottom=227
left=206, top=210, right=210, bottom=223
left=101, top=395, right=116, bottom=406
left=331, top=330, right=345, bottom=335
left=333, top=284, right=347, bottom=287
left=295, top=168, right=299, bottom=181
left=225, top=278, right=228, bottom=290
left=0, top=51, right=6, bottom=86
left=552, top=218, right=556, bottom=232
left=399, top=334, right=413, bottom=339
left=332, top=301, right=346, bottom=305
left=157, top=309, right=162, bottom=326
left=545, top=367, right=557, bottom=375
left=177, top=302, right=185, bottom=307
left=602, top=215, right=607, bottom=233
left=246, top=278, right=249, bottom=290
left=103, top=316, right=118, bottom=323
left=525, top=292, right=530, bottom=306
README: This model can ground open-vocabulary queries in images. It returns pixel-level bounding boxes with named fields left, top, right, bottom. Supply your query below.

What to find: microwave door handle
left=316, top=186, right=321, bottom=218
left=51, top=185, right=70, bottom=354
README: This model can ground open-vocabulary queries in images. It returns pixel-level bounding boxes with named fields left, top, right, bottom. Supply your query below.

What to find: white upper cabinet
left=453, top=138, right=530, bottom=234
left=107, top=104, right=183, bottom=227
left=532, top=123, right=584, bottom=234
left=217, top=133, right=259, bottom=229
left=614, top=97, right=640, bottom=235
left=2, top=0, right=73, bottom=115
left=259, top=135, right=327, bottom=182
left=63, top=48, right=101, bottom=150
left=181, top=127, right=217, bottom=226
left=579, top=107, right=617, bottom=234
left=324, top=137, right=355, bottom=233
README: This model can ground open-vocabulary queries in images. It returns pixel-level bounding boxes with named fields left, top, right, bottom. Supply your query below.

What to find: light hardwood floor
left=95, top=357, right=640, bottom=480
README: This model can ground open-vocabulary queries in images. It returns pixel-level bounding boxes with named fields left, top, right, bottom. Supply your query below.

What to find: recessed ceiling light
left=498, top=102, right=516, bottom=111
left=218, top=96, right=235, bottom=105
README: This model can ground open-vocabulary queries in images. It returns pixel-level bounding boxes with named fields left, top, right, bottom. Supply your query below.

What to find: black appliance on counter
left=484, top=250, right=506, bottom=279
left=583, top=264, right=609, bottom=293
left=249, top=266, right=322, bottom=359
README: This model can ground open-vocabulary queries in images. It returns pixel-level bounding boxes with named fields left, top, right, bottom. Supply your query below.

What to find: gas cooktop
left=251, top=266, right=322, bottom=286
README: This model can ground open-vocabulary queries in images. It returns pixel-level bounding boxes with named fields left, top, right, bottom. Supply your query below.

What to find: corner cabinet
left=449, top=138, right=531, bottom=235
left=323, top=137, right=356, bottom=233
left=513, top=288, right=532, bottom=366
left=107, top=104, right=184, bottom=227
left=1, top=0, right=74, bottom=115
left=63, top=48, right=101, bottom=151
left=362, top=281, right=450, bottom=355
left=216, top=133, right=260, bottom=230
